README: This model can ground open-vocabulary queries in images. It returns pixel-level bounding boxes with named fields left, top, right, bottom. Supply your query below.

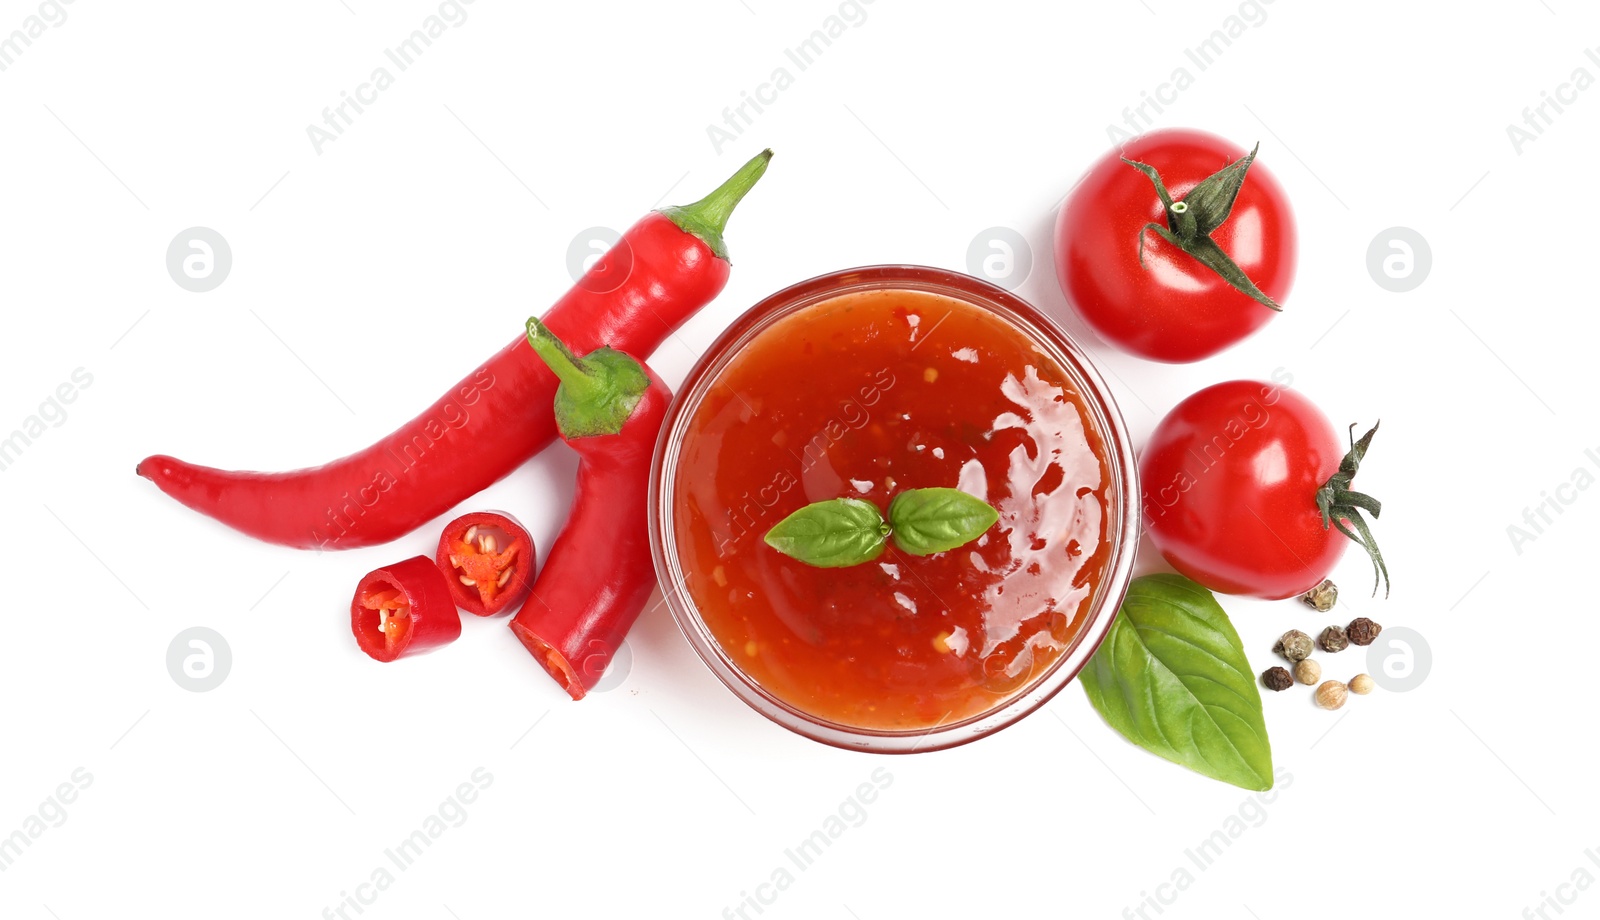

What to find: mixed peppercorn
left=1260, top=611, right=1387, bottom=712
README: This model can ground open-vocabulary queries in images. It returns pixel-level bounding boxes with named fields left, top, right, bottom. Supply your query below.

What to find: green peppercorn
left=1261, top=667, right=1293, bottom=692
left=1275, top=629, right=1314, bottom=662
left=1300, top=579, right=1338, bottom=612
left=1347, top=617, right=1383, bottom=646
left=1319, top=625, right=1349, bottom=653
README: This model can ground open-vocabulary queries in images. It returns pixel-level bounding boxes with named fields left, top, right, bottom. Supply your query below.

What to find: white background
left=1, top=1, right=1593, bottom=918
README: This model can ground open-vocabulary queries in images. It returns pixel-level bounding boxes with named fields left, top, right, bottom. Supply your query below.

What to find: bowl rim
left=647, top=264, right=1141, bottom=753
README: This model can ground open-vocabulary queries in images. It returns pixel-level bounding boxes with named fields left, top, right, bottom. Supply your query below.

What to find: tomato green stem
left=1124, top=142, right=1282, bottom=312
left=1168, top=199, right=1198, bottom=241
left=1315, top=422, right=1390, bottom=597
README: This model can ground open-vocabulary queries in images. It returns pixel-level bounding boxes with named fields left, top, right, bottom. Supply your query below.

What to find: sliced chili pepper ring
left=351, top=556, right=462, bottom=662
left=436, top=511, right=536, bottom=617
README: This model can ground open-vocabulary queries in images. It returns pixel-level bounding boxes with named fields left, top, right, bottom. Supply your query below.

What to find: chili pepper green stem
left=659, top=148, right=773, bottom=262
left=526, top=318, right=598, bottom=396
left=525, top=317, right=650, bottom=439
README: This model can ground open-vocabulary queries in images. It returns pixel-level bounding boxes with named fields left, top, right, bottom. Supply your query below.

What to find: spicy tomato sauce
left=672, top=289, right=1110, bottom=730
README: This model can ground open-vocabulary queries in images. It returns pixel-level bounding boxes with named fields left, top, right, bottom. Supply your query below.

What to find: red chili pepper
left=509, top=318, right=668, bottom=700
left=351, top=556, right=462, bottom=662
left=436, top=511, right=535, bottom=617
left=137, top=150, right=772, bottom=550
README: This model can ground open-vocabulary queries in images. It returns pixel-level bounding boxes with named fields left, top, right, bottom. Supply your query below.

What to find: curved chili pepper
left=509, top=318, right=668, bottom=700
left=137, top=150, right=772, bottom=550
left=351, top=555, right=462, bottom=662
left=436, top=511, right=535, bottom=617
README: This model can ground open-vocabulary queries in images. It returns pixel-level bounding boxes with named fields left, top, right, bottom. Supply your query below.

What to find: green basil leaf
left=887, top=487, right=999, bottom=556
left=763, top=498, right=889, bottom=568
left=1080, top=574, right=1274, bottom=791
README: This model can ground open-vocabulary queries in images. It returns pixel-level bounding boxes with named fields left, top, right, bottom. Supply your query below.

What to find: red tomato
left=1140, top=380, right=1351, bottom=600
left=1054, top=128, right=1297, bottom=363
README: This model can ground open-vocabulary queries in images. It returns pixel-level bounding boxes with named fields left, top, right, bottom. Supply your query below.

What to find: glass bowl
left=648, top=265, right=1139, bottom=753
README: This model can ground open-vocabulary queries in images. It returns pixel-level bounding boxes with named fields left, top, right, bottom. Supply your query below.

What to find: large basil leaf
left=888, top=488, right=999, bottom=556
left=764, top=498, right=889, bottom=568
left=1080, top=573, right=1273, bottom=791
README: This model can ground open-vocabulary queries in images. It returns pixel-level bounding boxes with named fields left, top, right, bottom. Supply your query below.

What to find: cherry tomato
left=1140, top=380, right=1369, bottom=600
left=1054, top=128, right=1297, bottom=363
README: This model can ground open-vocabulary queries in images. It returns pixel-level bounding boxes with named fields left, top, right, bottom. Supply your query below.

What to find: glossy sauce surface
left=673, top=289, right=1111, bottom=730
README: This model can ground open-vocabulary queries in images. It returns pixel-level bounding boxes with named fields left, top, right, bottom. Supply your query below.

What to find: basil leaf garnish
left=1080, top=574, right=1274, bottom=791
left=887, top=487, right=998, bottom=556
left=763, top=498, right=890, bottom=568
left=764, top=488, right=998, bottom=567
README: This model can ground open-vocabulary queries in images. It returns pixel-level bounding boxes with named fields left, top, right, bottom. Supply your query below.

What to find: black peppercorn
left=1261, top=667, right=1293, bottom=692
left=1318, top=625, right=1349, bottom=653
left=1346, top=617, right=1382, bottom=646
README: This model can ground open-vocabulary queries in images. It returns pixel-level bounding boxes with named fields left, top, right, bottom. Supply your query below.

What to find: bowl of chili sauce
left=650, top=266, right=1139, bottom=752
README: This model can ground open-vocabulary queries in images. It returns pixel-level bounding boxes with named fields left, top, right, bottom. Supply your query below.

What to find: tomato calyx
left=1122, top=143, right=1284, bottom=313
left=1314, top=422, right=1389, bottom=598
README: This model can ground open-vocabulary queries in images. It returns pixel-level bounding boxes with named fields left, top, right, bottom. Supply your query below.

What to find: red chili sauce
left=673, top=289, right=1111, bottom=730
